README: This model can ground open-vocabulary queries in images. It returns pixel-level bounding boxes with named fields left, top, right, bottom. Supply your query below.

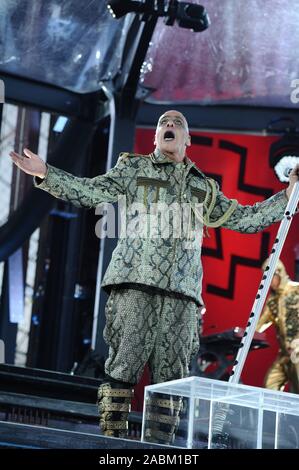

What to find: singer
left=9, top=110, right=299, bottom=443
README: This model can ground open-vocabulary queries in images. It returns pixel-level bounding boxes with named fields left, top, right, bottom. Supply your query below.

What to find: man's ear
left=185, top=134, right=191, bottom=147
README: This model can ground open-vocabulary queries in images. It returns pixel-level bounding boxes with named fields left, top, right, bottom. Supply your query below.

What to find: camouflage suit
left=35, top=150, right=288, bottom=439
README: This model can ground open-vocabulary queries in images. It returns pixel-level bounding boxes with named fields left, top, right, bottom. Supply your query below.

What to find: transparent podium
left=141, top=376, right=299, bottom=449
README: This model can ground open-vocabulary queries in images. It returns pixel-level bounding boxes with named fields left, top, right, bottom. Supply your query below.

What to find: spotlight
left=166, top=2, right=210, bottom=32
left=107, top=0, right=210, bottom=32
left=269, top=132, right=299, bottom=183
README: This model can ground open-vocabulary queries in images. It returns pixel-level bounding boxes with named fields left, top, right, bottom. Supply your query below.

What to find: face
left=271, top=273, right=281, bottom=291
left=154, top=110, right=191, bottom=161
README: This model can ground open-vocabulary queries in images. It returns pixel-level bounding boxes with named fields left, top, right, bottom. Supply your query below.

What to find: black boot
left=97, top=381, right=134, bottom=438
left=144, top=393, right=182, bottom=445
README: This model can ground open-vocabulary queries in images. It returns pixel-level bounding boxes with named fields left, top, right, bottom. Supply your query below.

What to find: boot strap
left=98, top=385, right=133, bottom=400
left=147, top=397, right=181, bottom=411
left=146, top=411, right=179, bottom=426
left=101, top=420, right=128, bottom=431
left=144, top=428, right=174, bottom=443
left=99, top=402, right=131, bottom=413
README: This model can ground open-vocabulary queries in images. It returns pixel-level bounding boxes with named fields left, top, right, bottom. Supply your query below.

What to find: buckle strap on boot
left=144, top=394, right=182, bottom=445
left=97, top=382, right=134, bottom=438
left=146, top=412, right=179, bottom=426
left=98, top=402, right=131, bottom=413
left=98, top=383, right=133, bottom=400
left=148, top=397, right=181, bottom=411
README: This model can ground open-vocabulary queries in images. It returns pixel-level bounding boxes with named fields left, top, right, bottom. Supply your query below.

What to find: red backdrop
left=131, top=128, right=298, bottom=408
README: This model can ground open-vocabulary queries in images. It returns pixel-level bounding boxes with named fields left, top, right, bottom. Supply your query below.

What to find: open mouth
left=164, top=130, right=175, bottom=141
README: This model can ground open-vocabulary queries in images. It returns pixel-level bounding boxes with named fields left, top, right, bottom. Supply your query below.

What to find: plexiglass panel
left=1, top=0, right=298, bottom=107
left=142, top=377, right=299, bottom=448
left=141, top=0, right=299, bottom=108
left=0, top=1, right=133, bottom=93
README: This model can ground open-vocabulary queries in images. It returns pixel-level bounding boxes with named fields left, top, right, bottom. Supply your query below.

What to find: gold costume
left=257, top=260, right=299, bottom=393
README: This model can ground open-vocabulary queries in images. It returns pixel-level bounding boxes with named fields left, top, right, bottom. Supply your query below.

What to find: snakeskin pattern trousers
left=103, top=287, right=201, bottom=385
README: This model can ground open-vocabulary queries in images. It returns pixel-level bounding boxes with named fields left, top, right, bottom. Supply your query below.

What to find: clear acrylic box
left=141, top=377, right=299, bottom=449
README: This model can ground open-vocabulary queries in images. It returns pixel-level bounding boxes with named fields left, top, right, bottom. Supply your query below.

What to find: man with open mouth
left=9, top=110, right=299, bottom=444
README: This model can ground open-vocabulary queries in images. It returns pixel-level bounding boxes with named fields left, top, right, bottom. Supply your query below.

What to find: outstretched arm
left=10, top=148, right=47, bottom=178
left=208, top=164, right=299, bottom=233
left=9, top=149, right=129, bottom=208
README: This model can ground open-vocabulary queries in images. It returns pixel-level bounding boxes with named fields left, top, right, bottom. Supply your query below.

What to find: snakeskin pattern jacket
left=34, top=150, right=288, bottom=305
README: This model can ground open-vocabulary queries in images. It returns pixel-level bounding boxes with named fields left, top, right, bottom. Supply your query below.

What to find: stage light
left=269, top=132, right=299, bottom=183
left=107, top=0, right=210, bottom=33
left=166, top=2, right=210, bottom=32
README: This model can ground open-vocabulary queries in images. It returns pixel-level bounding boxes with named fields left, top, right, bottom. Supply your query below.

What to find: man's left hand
left=286, top=164, right=299, bottom=199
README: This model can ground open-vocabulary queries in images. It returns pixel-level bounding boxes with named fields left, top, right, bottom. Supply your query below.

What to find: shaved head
left=157, top=110, right=189, bottom=132
left=154, top=110, right=191, bottom=163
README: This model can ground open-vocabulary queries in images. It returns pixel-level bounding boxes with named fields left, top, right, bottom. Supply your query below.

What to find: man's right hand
left=9, top=148, right=47, bottom=179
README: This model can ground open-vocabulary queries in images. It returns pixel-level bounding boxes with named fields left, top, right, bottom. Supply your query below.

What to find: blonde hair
left=262, top=258, right=289, bottom=288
